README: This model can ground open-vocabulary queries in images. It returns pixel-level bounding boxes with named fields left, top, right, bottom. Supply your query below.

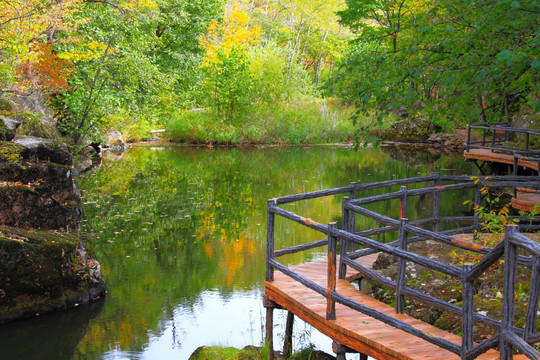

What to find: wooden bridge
left=264, top=175, right=540, bottom=359
left=463, top=123, right=539, bottom=213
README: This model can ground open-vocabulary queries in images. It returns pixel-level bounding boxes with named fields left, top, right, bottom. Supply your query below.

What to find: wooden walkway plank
left=464, top=148, right=539, bottom=172
left=265, top=256, right=530, bottom=360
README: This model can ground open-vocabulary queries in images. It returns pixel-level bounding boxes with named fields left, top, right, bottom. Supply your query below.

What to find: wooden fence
left=465, top=123, right=540, bottom=157
left=266, top=174, right=540, bottom=359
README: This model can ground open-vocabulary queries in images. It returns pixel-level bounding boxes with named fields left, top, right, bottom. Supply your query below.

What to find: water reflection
left=0, top=145, right=474, bottom=359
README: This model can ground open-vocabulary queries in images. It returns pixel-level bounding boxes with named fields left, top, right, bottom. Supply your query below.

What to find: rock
left=380, top=117, right=442, bottom=143
left=0, top=98, right=16, bottom=112
left=0, top=227, right=106, bottom=323
left=8, top=93, right=61, bottom=140
left=1, top=117, right=21, bottom=132
left=1, top=138, right=80, bottom=230
left=0, top=118, right=15, bottom=141
left=14, top=136, right=73, bottom=165
left=105, top=130, right=128, bottom=150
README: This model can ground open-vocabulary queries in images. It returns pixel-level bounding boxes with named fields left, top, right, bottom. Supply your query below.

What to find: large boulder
left=380, top=118, right=442, bottom=143
left=104, top=130, right=128, bottom=150
left=0, top=138, right=80, bottom=229
left=6, top=93, right=61, bottom=140
left=0, top=117, right=19, bottom=141
left=0, top=227, right=105, bottom=323
left=0, top=136, right=105, bottom=322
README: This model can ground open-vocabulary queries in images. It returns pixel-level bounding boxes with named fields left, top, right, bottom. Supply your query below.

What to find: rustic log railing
left=266, top=175, right=540, bottom=359
left=465, top=123, right=540, bottom=157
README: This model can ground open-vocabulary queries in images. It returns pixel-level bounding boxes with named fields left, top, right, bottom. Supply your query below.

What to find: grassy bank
left=165, top=100, right=357, bottom=145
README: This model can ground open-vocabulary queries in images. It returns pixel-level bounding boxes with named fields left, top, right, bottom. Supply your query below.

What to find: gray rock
left=105, top=130, right=128, bottom=150
left=9, top=93, right=61, bottom=140
left=1, top=117, right=21, bottom=132
left=14, top=136, right=72, bottom=165
left=0, top=118, right=15, bottom=141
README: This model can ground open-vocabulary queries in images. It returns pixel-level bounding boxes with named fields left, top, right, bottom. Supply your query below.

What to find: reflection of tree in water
left=382, top=145, right=441, bottom=167
left=69, top=145, right=473, bottom=358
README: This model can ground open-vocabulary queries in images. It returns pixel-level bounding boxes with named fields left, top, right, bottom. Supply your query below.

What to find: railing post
left=525, top=132, right=530, bottom=153
left=396, top=218, right=409, bottom=314
left=501, top=225, right=519, bottom=359
left=461, top=263, right=474, bottom=359
left=266, top=199, right=277, bottom=282
left=433, top=172, right=441, bottom=233
left=327, top=222, right=337, bottom=320
left=473, top=183, right=482, bottom=240
left=524, top=256, right=540, bottom=342
left=339, top=197, right=350, bottom=279
left=399, top=186, right=408, bottom=220
left=466, top=125, right=471, bottom=151
left=491, top=127, right=497, bottom=150
left=349, top=182, right=357, bottom=253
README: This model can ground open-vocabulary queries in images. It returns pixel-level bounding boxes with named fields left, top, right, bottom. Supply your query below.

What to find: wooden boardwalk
left=464, top=148, right=539, bottom=172
left=265, top=255, right=528, bottom=360
left=463, top=149, right=539, bottom=211
left=265, top=175, right=540, bottom=359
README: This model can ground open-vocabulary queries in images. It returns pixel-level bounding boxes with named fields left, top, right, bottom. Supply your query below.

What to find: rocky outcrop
left=6, top=93, right=61, bottom=140
left=0, top=227, right=105, bottom=323
left=104, top=130, right=128, bottom=150
left=0, top=136, right=105, bottom=323
left=0, top=138, right=81, bottom=229
left=380, top=117, right=442, bottom=143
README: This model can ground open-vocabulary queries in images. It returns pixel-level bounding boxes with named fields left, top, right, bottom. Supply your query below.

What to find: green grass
left=165, top=99, right=359, bottom=145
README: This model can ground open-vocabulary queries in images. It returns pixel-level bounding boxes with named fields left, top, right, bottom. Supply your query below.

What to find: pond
left=0, top=145, right=476, bottom=359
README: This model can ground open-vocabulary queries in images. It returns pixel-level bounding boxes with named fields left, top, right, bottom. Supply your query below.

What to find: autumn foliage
left=18, top=44, right=74, bottom=93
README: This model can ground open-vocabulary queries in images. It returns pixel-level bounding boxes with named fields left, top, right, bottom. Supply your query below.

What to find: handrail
left=465, top=123, right=540, bottom=156
left=265, top=175, right=540, bottom=359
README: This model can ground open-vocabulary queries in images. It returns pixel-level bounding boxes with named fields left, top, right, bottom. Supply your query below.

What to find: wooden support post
left=461, top=264, right=474, bottom=359
left=283, top=311, right=294, bottom=358
left=524, top=257, right=540, bottom=342
left=349, top=182, right=357, bottom=253
left=332, top=342, right=363, bottom=360
left=265, top=306, right=275, bottom=360
left=433, top=172, right=441, bottom=233
left=396, top=218, right=409, bottom=314
left=501, top=225, right=519, bottom=360
left=466, top=126, right=471, bottom=151
left=339, top=197, right=350, bottom=279
left=399, top=186, right=408, bottom=220
left=266, top=199, right=276, bottom=282
left=327, top=222, right=337, bottom=320
left=473, top=185, right=482, bottom=240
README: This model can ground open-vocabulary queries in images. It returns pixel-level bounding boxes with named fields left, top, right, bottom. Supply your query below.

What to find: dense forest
left=0, top=0, right=538, bottom=149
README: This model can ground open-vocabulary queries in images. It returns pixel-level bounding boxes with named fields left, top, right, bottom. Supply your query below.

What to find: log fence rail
left=265, top=174, right=540, bottom=359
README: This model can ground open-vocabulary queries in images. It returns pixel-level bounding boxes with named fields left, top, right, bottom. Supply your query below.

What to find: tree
left=49, top=0, right=223, bottom=147
left=334, top=0, right=539, bottom=128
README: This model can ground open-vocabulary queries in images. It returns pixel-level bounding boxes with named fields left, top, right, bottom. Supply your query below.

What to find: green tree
left=51, top=0, right=223, bottom=148
left=202, top=46, right=254, bottom=121
left=334, top=0, right=539, bottom=129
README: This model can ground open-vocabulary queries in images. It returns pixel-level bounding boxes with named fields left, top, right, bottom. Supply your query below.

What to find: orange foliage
left=17, top=44, right=74, bottom=93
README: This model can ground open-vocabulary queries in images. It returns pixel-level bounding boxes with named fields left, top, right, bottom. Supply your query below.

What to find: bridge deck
left=265, top=255, right=528, bottom=360
left=464, top=148, right=539, bottom=172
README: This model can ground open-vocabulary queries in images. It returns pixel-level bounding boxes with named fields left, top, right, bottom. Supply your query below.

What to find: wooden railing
left=466, top=123, right=540, bottom=157
left=266, top=175, right=540, bottom=359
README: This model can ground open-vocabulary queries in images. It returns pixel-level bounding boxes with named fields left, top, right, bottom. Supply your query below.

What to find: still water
left=0, top=145, right=475, bottom=359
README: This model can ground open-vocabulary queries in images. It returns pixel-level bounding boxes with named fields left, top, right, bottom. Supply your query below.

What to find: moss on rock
left=380, top=117, right=442, bottom=142
left=0, top=98, right=16, bottom=112
left=0, top=226, right=105, bottom=323
left=0, top=119, right=15, bottom=141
